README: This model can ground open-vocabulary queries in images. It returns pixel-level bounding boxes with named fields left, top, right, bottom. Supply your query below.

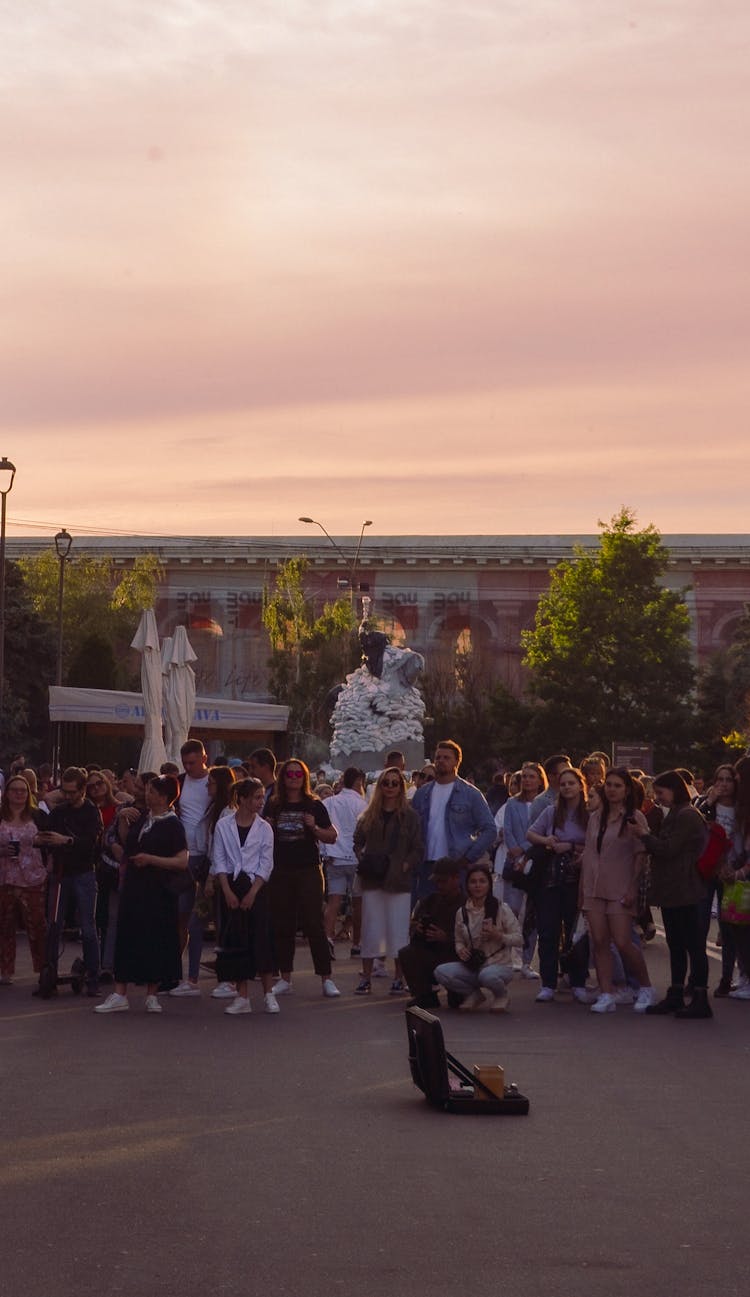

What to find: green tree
left=421, top=647, right=534, bottom=777
left=1, top=562, right=57, bottom=762
left=262, top=557, right=358, bottom=754
left=521, top=508, right=694, bottom=764
left=17, top=550, right=163, bottom=689
left=692, top=606, right=750, bottom=771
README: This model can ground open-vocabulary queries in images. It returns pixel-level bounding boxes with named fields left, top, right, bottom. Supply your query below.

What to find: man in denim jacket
left=411, top=740, right=496, bottom=901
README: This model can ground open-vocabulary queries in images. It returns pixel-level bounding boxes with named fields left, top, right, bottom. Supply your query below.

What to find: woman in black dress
left=95, top=775, right=188, bottom=1014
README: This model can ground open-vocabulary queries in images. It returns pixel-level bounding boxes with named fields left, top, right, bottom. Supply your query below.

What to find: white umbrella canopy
left=131, top=609, right=168, bottom=773
left=164, top=625, right=197, bottom=763
left=160, top=636, right=175, bottom=765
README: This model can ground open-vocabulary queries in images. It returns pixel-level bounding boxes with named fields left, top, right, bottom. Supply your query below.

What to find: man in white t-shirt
left=170, top=739, right=211, bottom=997
left=411, top=740, right=497, bottom=902
left=324, top=767, right=366, bottom=956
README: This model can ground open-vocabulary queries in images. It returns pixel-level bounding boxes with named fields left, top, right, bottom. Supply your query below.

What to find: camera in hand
left=466, top=948, right=486, bottom=972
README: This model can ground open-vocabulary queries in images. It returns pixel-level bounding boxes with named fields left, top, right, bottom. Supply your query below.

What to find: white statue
left=329, top=601, right=425, bottom=759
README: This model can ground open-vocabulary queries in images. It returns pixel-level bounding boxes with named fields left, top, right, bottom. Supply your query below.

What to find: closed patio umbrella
left=164, top=624, right=197, bottom=763
left=131, top=609, right=168, bottom=772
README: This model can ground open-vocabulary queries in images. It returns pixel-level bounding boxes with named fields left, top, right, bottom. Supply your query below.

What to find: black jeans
left=534, top=882, right=579, bottom=990
left=661, top=903, right=708, bottom=988
left=398, top=940, right=453, bottom=998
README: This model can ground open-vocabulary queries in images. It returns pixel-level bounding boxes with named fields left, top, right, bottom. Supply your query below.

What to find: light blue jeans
left=434, top=960, right=514, bottom=997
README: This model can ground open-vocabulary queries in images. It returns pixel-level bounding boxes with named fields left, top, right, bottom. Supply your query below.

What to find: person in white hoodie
left=324, top=767, right=366, bottom=956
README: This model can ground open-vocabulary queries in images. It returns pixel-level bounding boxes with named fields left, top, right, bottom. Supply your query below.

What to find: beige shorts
left=583, top=895, right=635, bottom=918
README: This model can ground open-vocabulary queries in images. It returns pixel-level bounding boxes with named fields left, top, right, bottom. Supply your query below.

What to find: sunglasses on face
left=285, top=770, right=304, bottom=779
left=381, top=780, right=401, bottom=789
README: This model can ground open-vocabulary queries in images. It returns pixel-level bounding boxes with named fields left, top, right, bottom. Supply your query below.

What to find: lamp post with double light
left=298, top=516, right=372, bottom=608
left=0, top=457, right=17, bottom=741
left=52, top=529, right=73, bottom=780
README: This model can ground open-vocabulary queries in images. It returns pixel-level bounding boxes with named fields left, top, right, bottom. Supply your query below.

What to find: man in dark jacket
left=399, top=858, right=464, bottom=1008
left=38, top=765, right=103, bottom=996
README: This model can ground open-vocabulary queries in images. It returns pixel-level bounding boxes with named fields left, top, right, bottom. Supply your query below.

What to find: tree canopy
left=17, top=550, right=163, bottom=689
left=521, top=509, right=694, bottom=763
left=262, top=557, right=358, bottom=756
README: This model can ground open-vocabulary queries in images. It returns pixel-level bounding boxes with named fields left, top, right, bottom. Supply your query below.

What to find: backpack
left=697, top=819, right=729, bottom=881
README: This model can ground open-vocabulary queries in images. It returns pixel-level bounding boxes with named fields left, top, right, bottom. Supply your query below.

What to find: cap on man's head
left=430, top=856, right=461, bottom=880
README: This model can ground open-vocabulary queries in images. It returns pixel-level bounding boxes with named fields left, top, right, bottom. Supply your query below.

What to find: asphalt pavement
left=0, top=929, right=746, bottom=1297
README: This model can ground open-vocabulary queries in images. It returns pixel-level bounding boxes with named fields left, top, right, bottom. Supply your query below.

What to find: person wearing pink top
left=580, top=767, right=655, bottom=1015
left=0, top=776, right=49, bottom=985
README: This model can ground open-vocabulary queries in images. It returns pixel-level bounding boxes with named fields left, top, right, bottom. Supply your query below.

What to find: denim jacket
left=412, top=777, right=496, bottom=863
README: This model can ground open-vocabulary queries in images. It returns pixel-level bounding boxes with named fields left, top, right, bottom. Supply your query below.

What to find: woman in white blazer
left=211, top=778, right=278, bottom=1016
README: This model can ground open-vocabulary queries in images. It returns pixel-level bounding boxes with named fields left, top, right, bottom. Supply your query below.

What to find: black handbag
left=357, top=851, right=390, bottom=882
left=508, top=845, right=553, bottom=893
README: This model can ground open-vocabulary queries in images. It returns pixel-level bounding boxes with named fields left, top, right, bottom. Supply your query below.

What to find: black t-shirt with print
left=270, top=797, right=332, bottom=870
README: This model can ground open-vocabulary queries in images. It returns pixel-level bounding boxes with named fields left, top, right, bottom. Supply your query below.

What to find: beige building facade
left=11, top=535, right=750, bottom=702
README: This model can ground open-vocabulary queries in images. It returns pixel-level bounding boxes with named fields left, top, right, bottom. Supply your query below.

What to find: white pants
left=361, top=890, right=412, bottom=959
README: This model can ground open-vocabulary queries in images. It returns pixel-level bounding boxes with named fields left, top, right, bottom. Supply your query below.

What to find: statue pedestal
left=332, top=740, right=425, bottom=774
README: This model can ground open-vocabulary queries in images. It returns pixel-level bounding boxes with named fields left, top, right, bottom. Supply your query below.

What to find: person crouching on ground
left=398, top=857, right=464, bottom=1009
left=435, top=865, right=522, bottom=1012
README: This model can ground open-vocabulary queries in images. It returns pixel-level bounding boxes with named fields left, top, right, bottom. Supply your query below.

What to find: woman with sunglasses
left=352, top=767, right=423, bottom=996
left=266, top=759, right=340, bottom=998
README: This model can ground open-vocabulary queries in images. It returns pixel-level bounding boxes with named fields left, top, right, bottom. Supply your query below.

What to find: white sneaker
left=264, top=992, right=280, bottom=1014
left=612, top=986, right=636, bottom=1005
left=591, top=992, right=616, bottom=1014
left=211, top=982, right=236, bottom=999
left=94, top=992, right=129, bottom=1014
left=572, top=987, right=597, bottom=1004
left=322, top=978, right=341, bottom=998
left=272, top=978, right=293, bottom=995
left=145, top=995, right=163, bottom=1013
left=225, top=996, right=252, bottom=1015
left=728, top=983, right=750, bottom=1000
left=458, top=989, right=485, bottom=1012
left=535, top=986, right=555, bottom=1002
left=489, top=989, right=509, bottom=1012
left=633, top=986, right=657, bottom=1013
left=736, top=972, right=749, bottom=989
left=521, top=965, right=540, bottom=980
left=169, top=981, right=200, bottom=997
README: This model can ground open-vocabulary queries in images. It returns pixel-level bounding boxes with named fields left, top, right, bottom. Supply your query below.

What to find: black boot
left=645, top=985, right=684, bottom=1015
left=714, top=977, right=732, bottom=998
left=675, top=987, right=713, bottom=1019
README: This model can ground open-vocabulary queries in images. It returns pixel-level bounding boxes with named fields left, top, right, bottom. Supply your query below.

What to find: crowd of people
left=0, top=740, right=748, bottom=1022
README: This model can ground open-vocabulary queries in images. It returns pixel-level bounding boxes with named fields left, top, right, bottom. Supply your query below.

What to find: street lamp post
left=0, top=457, right=17, bottom=742
left=298, top=516, right=372, bottom=608
left=52, top=528, right=73, bottom=781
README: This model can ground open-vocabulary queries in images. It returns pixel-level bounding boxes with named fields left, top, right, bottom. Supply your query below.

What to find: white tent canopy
left=49, top=686, right=289, bottom=732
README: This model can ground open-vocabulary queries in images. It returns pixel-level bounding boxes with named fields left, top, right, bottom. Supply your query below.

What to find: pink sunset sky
left=3, top=1, right=748, bottom=540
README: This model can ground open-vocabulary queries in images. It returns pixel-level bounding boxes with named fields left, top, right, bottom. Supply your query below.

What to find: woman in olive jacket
left=629, top=770, right=709, bottom=1018
left=352, top=768, right=423, bottom=996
